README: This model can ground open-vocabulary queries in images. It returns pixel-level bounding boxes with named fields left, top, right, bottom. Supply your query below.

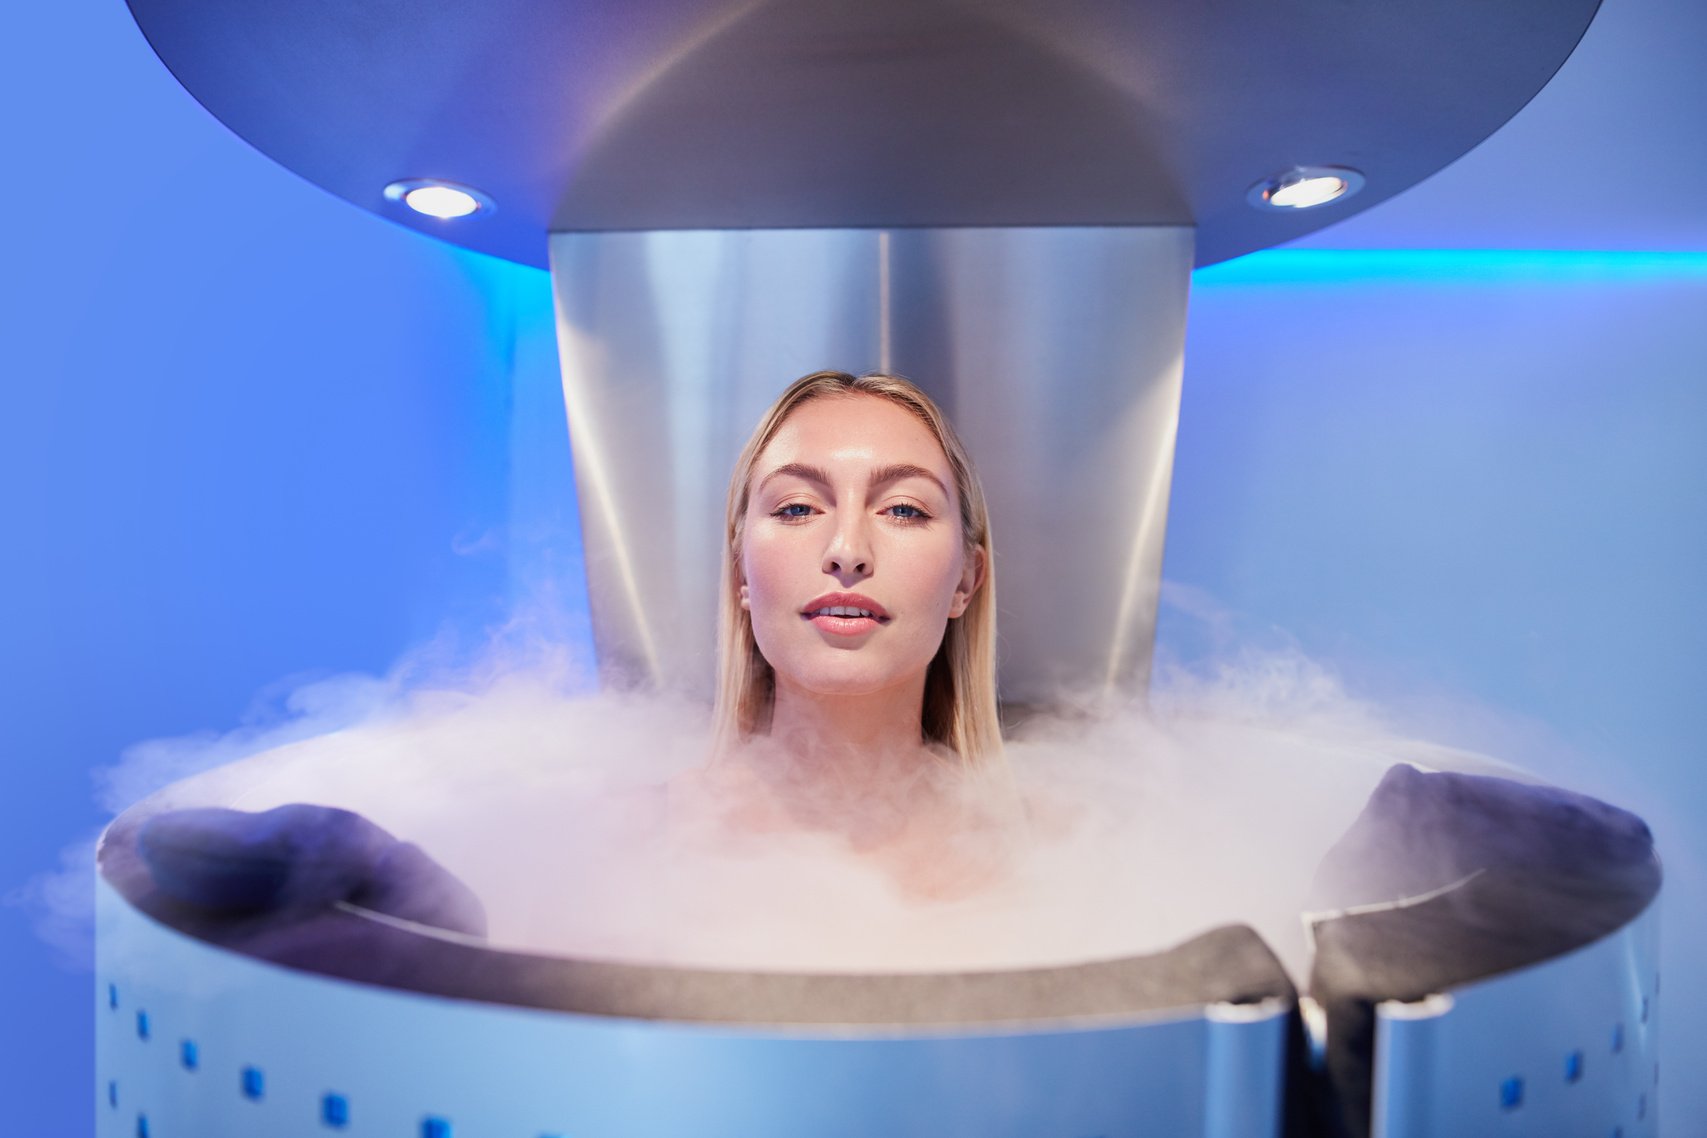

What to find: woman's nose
left=821, top=516, right=873, bottom=579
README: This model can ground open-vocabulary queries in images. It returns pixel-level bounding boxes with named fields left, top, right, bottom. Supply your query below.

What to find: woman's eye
left=773, top=502, right=815, bottom=519
left=884, top=503, right=930, bottom=522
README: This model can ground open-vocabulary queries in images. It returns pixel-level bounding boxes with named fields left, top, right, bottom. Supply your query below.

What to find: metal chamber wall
left=549, top=225, right=1194, bottom=706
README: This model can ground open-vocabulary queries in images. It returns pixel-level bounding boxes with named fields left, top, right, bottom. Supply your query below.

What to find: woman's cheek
left=913, top=534, right=967, bottom=621
left=747, top=527, right=800, bottom=586
left=741, top=530, right=800, bottom=646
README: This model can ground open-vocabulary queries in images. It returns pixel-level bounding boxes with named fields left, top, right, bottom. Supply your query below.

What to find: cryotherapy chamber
left=96, top=731, right=1662, bottom=1138
left=97, top=1, right=1663, bottom=1135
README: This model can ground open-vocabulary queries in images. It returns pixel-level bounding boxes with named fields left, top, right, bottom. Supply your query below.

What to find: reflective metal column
left=550, top=225, right=1193, bottom=707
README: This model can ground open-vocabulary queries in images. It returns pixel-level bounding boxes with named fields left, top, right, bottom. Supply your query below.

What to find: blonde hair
left=712, top=371, right=1001, bottom=764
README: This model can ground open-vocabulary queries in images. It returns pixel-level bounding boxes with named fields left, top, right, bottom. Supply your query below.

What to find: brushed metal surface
left=123, top=0, right=1600, bottom=266
left=550, top=225, right=1191, bottom=705
left=95, top=877, right=1289, bottom=1138
left=1370, top=901, right=1661, bottom=1138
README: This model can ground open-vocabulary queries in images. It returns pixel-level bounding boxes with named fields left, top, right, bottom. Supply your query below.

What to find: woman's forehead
left=756, top=394, right=952, bottom=482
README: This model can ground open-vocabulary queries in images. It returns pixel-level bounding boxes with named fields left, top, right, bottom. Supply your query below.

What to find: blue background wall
left=4, top=1, right=1704, bottom=1135
left=1172, top=253, right=1707, bottom=1133
left=1, top=1, right=567, bottom=1129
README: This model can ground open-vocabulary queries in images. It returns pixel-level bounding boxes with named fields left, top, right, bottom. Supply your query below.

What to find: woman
left=671, top=370, right=1018, bottom=895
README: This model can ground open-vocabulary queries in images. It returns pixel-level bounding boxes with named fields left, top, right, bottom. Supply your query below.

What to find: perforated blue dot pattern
left=322, top=1092, right=350, bottom=1128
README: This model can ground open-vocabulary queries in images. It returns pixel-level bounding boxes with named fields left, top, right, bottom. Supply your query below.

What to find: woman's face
left=741, top=393, right=982, bottom=701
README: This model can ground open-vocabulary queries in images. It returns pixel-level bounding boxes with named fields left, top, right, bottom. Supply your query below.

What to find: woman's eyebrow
left=757, top=461, right=949, bottom=497
left=869, top=463, right=949, bottom=497
left=757, top=462, right=832, bottom=493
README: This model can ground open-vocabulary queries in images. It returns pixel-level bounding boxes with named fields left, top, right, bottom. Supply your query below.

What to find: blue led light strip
left=1194, top=249, right=1707, bottom=286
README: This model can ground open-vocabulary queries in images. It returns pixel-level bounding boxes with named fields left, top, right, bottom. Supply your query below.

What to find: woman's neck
left=680, top=674, right=1021, bottom=897
left=762, top=673, right=934, bottom=785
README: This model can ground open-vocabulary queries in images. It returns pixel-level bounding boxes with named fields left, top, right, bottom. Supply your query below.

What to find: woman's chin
left=782, top=665, right=922, bottom=701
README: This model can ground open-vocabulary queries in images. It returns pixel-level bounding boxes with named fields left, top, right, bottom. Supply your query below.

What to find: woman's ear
left=948, top=546, right=985, bottom=618
left=739, top=582, right=751, bottom=611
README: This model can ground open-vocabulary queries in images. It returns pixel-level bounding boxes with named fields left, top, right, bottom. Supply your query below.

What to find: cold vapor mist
left=69, top=637, right=1514, bottom=984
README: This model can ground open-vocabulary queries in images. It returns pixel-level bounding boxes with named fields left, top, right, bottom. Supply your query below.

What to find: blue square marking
left=1638, top=1092, right=1647, bottom=1120
left=1641, top=996, right=1650, bottom=1024
left=135, top=1011, right=149, bottom=1040
left=108, top=984, right=118, bottom=1010
left=241, top=1066, right=265, bottom=1101
left=136, top=1114, right=149, bottom=1138
left=181, top=1040, right=199, bottom=1070
left=108, top=1081, right=117, bottom=1108
left=422, top=1117, right=453, bottom=1138
left=322, top=1093, right=351, bottom=1128
left=1565, top=1050, right=1584, bottom=1083
left=1612, top=1022, right=1625, bottom=1053
left=1499, top=1076, right=1523, bottom=1110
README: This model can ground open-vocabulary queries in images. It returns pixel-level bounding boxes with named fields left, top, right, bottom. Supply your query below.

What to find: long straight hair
left=711, top=371, right=1002, bottom=765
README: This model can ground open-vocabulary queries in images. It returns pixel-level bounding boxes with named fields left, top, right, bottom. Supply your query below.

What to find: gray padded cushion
left=1300, top=765, right=1660, bottom=1138
left=137, top=804, right=487, bottom=936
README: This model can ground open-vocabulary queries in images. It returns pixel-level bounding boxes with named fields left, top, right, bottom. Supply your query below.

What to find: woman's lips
left=804, top=611, right=885, bottom=637
left=801, top=594, right=890, bottom=637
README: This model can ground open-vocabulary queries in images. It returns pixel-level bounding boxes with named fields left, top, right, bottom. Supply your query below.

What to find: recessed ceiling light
left=383, top=179, right=494, bottom=220
left=1247, top=166, right=1365, bottom=211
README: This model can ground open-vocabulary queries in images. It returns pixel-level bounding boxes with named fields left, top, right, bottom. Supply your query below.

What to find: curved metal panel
left=95, top=877, right=1289, bottom=1138
left=123, top=0, right=1601, bottom=266
left=1369, top=900, right=1661, bottom=1138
